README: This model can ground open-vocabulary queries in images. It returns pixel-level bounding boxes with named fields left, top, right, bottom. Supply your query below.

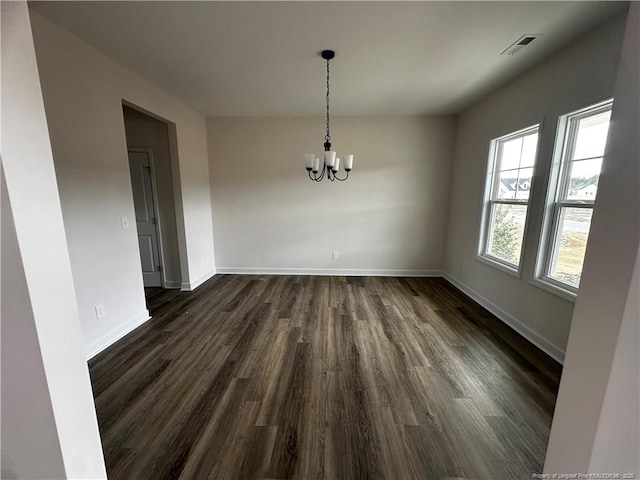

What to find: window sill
left=531, top=277, right=577, bottom=303
left=476, top=254, right=522, bottom=278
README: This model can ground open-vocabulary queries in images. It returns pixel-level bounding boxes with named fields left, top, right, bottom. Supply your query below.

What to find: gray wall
left=1, top=2, right=106, bottom=477
left=208, top=116, right=456, bottom=274
left=1, top=169, right=66, bottom=479
left=546, top=3, right=639, bottom=473
left=444, top=14, right=627, bottom=359
left=30, top=9, right=216, bottom=358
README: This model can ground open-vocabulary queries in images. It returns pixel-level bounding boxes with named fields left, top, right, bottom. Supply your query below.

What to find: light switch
left=121, top=216, right=129, bottom=229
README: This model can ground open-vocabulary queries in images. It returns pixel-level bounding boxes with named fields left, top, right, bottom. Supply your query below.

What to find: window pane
left=548, top=207, right=593, bottom=287
left=500, top=137, right=523, bottom=170
left=487, top=203, right=527, bottom=266
left=515, top=167, right=533, bottom=201
left=496, top=171, right=517, bottom=199
left=572, top=110, right=611, bottom=160
left=566, top=158, right=602, bottom=201
left=496, top=168, right=533, bottom=200
left=521, top=133, right=538, bottom=167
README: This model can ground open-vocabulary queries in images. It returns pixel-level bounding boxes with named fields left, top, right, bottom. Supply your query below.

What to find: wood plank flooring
left=89, top=275, right=562, bottom=480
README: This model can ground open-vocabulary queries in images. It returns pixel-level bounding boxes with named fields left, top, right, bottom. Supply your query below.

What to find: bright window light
left=536, top=99, right=612, bottom=295
left=479, top=125, right=540, bottom=274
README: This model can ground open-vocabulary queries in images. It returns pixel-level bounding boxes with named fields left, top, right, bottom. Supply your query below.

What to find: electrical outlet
left=332, top=251, right=340, bottom=260
left=95, top=304, right=106, bottom=319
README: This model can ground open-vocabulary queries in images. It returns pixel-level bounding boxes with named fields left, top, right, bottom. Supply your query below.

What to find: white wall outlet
left=120, top=216, right=129, bottom=229
left=332, top=251, right=340, bottom=260
left=95, top=304, right=106, bottom=319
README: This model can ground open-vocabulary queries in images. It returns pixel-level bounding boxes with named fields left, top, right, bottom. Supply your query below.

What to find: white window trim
left=477, top=124, right=540, bottom=277
left=533, top=99, right=613, bottom=301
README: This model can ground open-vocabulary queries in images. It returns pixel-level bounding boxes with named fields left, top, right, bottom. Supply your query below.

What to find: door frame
left=128, top=147, right=167, bottom=288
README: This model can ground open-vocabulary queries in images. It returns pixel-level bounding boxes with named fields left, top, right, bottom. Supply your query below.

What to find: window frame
left=477, top=124, right=541, bottom=276
left=534, top=99, right=613, bottom=300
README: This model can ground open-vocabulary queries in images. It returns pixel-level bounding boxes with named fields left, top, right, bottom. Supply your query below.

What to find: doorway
left=122, top=104, right=183, bottom=292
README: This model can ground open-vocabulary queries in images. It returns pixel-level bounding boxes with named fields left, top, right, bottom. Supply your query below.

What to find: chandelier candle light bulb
left=325, top=151, right=336, bottom=168
left=304, top=153, right=315, bottom=170
left=305, top=50, right=354, bottom=182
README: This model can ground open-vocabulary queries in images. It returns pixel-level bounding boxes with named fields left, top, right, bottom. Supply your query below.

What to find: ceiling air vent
left=501, top=34, right=541, bottom=56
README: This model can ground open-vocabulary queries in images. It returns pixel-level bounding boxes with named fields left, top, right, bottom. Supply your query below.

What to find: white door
left=128, top=150, right=163, bottom=287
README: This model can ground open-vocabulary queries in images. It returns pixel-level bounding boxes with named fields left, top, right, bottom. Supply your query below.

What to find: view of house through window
left=539, top=100, right=612, bottom=291
left=478, top=100, right=613, bottom=297
left=479, top=125, right=539, bottom=271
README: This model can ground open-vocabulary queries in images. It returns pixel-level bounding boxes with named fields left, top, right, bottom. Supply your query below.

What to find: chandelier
left=304, top=50, right=354, bottom=182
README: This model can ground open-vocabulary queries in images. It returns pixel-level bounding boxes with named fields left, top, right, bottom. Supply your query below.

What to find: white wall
left=589, top=246, right=640, bottom=474
left=1, top=169, right=66, bottom=479
left=123, top=106, right=182, bottom=287
left=1, top=2, right=106, bottom=477
left=444, top=13, right=627, bottom=359
left=29, top=10, right=216, bottom=358
left=546, top=3, right=639, bottom=473
left=208, top=116, right=456, bottom=274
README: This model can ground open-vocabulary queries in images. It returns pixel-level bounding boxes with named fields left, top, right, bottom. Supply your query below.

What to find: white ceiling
left=30, top=1, right=627, bottom=117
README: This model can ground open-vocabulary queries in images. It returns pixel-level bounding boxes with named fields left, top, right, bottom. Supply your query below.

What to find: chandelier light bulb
left=343, top=155, right=354, bottom=171
left=325, top=151, right=336, bottom=168
left=304, top=153, right=315, bottom=171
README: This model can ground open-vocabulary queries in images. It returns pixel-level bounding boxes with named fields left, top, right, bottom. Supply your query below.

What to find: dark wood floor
left=89, top=275, right=562, bottom=480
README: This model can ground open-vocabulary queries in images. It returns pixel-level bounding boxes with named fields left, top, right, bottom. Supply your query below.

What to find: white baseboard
left=442, top=272, right=565, bottom=364
left=164, top=280, right=182, bottom=289
left=181, top=268, right=216, bottom=291
left=215, top=267, right=444, bottom=277
left=85, top=309, right=151, bottom=360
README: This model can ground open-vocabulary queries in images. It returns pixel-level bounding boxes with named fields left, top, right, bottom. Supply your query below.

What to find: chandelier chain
left=325, top=57, right=330, bottom=143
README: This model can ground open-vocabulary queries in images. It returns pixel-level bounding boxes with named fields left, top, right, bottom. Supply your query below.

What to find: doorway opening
left=122, top=104, right=183, bottom=297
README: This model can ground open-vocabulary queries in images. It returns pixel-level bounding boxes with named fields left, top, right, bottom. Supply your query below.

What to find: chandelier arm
left=333, top=171, right=350, bottom=182
left=314, top=162, right=327, bottom=182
